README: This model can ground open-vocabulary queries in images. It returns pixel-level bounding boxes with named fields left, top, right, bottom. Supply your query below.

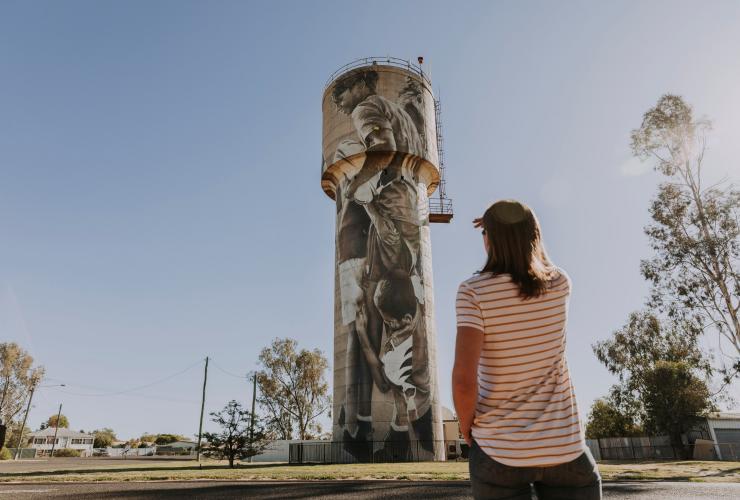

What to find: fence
left=93, top=447, right=157, bottom=457
left=289, top=440, right=460, bottom=464
left=6, top=448, right=36, bottom=459
left=587, top=436, right=740, bottom=461
left=290, top=438, right=738, bottom=464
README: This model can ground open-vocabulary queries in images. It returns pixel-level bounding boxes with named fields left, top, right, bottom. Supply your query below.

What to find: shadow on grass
left=0, top=462, right=292, bottom=479
left=49, top=481, right=471, bottom=499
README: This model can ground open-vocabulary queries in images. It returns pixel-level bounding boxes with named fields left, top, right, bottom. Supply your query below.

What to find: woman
left=453, top=200, right=601, bottom=500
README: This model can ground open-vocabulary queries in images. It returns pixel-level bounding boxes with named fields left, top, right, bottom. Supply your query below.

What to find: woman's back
left=456, top=270, right=586, bottom=467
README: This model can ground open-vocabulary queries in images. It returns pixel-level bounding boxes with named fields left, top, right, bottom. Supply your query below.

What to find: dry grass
left=0, top=459, right=738, bottom=483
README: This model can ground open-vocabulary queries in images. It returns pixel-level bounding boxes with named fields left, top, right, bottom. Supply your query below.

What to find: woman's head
left=480, top=199, right=555, bottom=298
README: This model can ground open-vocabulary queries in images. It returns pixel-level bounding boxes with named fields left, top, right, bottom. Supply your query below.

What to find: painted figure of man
left=331, top=68, right=433, bottom=456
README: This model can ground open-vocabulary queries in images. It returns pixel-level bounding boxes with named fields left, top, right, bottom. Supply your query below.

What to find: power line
left=48, top=387, right=199, bottom=405
left=43, top=359, right=203, bottom=398
left=209, top=360, right=251, bottom=379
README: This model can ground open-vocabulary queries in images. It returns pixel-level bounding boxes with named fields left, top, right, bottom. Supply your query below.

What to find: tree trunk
left=670, top=432, right=688, bottom=460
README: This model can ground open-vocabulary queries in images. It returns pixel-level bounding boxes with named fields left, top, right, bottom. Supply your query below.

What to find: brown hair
left=480, top=200, right=557, bottom=299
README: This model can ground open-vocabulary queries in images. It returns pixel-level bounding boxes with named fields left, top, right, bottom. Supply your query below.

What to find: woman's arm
left=452, top=326, right=484, bottom=445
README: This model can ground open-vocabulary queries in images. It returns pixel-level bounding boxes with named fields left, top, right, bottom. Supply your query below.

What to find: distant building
left=27, top=428, right=94, bottom=457
left=706, top=412, right=740, bottom=460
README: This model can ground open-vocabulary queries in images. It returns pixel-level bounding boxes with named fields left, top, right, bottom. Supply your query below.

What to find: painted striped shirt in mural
left=455, top=271, right=586, bottom=467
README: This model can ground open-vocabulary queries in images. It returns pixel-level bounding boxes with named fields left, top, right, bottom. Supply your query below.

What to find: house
left=705, top=412, right=740, bottom=460
left=27, top=428, right=94, bottom=457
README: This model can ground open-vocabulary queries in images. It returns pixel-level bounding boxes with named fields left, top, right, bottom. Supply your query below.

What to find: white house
left=27, top=428, right=95, bottom=457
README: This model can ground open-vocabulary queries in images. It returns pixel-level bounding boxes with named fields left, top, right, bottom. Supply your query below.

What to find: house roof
left=708, top=412, right=740, bottom=420
left=29, top=428, right=93, bottom=438
left=441, top=406, right=455, bottom=421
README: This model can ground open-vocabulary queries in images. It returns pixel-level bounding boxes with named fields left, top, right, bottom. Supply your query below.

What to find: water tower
left=321, top=57, right=452, bottom=461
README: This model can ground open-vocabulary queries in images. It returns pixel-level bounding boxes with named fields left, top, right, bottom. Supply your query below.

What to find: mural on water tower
left=321, top=64, right=442, bottom=461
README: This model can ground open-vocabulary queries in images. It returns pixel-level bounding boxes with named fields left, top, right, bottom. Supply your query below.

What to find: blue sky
left=1, top=0, right=738, bottom=439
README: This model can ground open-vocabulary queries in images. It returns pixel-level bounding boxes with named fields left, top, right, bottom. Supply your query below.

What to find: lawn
left=0, top=458, right=738, bottom=483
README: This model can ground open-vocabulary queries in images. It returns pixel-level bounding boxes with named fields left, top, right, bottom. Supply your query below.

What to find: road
left=0, top=480, right=739, bottom=499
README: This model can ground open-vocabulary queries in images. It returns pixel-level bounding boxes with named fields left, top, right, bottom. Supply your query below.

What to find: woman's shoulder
left=548, top=267, right=571, bottom=289
left=460, top=272, right=512, bottom=291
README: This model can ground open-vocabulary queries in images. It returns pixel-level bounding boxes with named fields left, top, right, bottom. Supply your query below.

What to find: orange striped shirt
left=456, top=270, right=586, bottom=467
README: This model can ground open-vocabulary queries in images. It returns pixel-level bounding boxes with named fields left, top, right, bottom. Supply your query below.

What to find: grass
left=0, top=459, right=738, bottom=483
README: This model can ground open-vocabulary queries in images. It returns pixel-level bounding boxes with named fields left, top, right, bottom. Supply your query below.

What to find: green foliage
left=585, top=391, right=643, bottom=439
left=41, top=414, right=69, bottom=429
left=154, top=434, right=185, bottom=445
left=593, top=311, right=711, bottom=392
left=256, top=338, right=330, bottom=440
left=592, top=312, right=714, bottom=444
left=139, top=433, right=187, bottom=445
left=630, top=94, right=739, bottom=381
left=4, top=422, right=30, bottom=449
left=92, top=428, right=116, bottom=448
left=52, top=448, right=80, bottom=457
left=203, top=400, right=267, bottom=468
left=0, top=343, right=44, bottom=425
left=0, top=447, right=11, bottom=460
left=642, top=361, right=714, bottom=457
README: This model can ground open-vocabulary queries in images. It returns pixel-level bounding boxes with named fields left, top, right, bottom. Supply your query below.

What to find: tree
left=154, top=434, right=185, bottom=445
left=592, top=312, right=714, bottom=450
left=256, top=338, right=331, bottom=440
left=92, top=428, right=117, bottom=448
left=138, top=433, right=186, bottom=445
left=585, top=391, right=643, bottom=439
left=202, top=400, right=267, bottom=468
left=5, top=422, right=31, bottom=449
left=631, top=94, right=740, bottom=381
left=41, top=414, right=69, bottom=429
left=593, top=311, right=712, bottom=392
left=642, top=361, right=713, bottom=458
left=0, top=343, right=44, bottom=427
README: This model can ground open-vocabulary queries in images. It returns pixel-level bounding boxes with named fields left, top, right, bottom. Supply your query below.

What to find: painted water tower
left=321, top=57, right=452, bottom=461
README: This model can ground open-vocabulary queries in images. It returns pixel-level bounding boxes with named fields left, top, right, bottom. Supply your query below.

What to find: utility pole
left=248, top=372, right=257, bottom=463
left=49, top=403, right=63, bottom=457
left=14, top=385, right=35, bottom=460
left=196, top=356, right=209, bottom=462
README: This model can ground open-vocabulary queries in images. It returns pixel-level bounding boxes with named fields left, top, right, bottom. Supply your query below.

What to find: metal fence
left=290, top=438, right=738, bottom=464
left=289, top=440, right=461, bottom=464
left=94, top=447, right=157, bottom=457
left=6, top=448, right=36, bottom=459
left=587, top=436, right=740, bottom=461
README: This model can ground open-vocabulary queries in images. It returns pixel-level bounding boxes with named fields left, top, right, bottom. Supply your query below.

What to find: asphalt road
left=0, top=481, right=739, bottom=499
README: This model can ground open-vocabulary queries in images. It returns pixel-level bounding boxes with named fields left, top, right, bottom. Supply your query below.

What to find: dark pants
left=469, top=441, right=602, bottom=500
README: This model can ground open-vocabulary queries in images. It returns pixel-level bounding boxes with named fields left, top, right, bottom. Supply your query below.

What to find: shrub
left=52, top=448, right=81, bottom=457
left=0, top=447, right=11, bottom=460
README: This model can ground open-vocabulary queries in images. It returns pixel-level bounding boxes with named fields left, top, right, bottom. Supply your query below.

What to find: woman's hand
left=452, top=326, right=484, bottom=451
left=460, top=422, right=473, bottom=446
left=473, top=217, right=483, bottom=229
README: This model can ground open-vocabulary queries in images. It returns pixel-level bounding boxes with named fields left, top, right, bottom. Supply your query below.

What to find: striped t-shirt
left=455, top=270, right=586, bottom=467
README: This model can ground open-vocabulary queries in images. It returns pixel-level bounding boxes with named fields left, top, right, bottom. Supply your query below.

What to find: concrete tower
left=321, top=58, right=449, bottom=461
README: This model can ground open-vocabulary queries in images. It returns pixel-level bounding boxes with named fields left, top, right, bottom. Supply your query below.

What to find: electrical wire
left=209, top=359, right=251, bottom=380
left=43, top=359, right=204, bottom=398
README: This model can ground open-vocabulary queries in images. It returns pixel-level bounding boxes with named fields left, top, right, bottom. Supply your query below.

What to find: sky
left=1, top=0, right=739, bottom=440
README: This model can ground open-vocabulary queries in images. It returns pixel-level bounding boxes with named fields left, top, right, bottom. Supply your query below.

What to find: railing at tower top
left=324, top=56, right=453, bottom=223
left=325, top=56, right=432, bottom=90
